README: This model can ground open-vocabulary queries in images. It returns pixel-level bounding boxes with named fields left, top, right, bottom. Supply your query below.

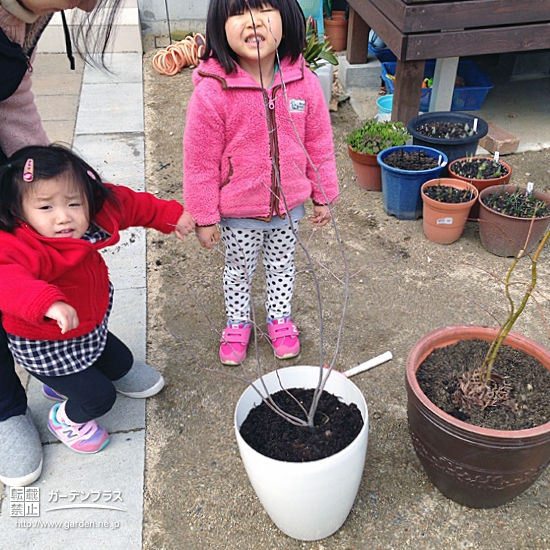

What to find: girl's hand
left=308, top=204, right=332, bottom=227
left=174, top=211, right=196, bottom=241
left=196, top=225, right=220, bottom=249
left=45, top=302, right=79, bottom=334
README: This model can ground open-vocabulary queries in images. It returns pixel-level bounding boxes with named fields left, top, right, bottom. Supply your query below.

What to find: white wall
left=139, top=0, right=208, bottom=34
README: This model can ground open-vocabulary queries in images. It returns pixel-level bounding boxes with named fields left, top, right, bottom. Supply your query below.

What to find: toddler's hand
left=45, top=302, right=79, bottom=334
left=196, top=225, right=220, bottom=249
left=308, top=204, right=332, bottom=227
left=174, top=211, right=196, bottom=241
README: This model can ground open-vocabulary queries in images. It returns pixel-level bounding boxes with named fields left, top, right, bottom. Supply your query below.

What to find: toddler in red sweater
left=0, top=144, right=195, bottom=453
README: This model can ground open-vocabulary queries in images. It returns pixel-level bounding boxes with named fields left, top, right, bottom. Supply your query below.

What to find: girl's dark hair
left=70, top=0, right=125, bottom=69
left=0, top=144, right=115, bottom=233
left=202, top=0, right=306, bottom=74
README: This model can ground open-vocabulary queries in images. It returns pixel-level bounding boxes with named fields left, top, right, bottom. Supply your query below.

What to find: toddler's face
left=225, top=5, right=282, bottom=66
left=22, top=176, right=90, bottom=239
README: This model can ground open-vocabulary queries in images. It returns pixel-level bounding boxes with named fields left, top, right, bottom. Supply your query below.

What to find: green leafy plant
left=422, top=182, right=475, bottom=204
left=345, top=118, right=410, bottom=155
left=482, top=186, right=550, bottom=218
left=303, top=21, right=338, bottom=69
left=452, top=156, right=508, bottom=180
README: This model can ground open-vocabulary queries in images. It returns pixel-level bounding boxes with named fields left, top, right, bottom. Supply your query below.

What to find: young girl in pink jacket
left=183, top=0, right=339, bottom=365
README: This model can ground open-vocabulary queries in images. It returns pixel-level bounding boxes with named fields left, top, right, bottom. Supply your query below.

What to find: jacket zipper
left=265, top=85, right=283, bottom=219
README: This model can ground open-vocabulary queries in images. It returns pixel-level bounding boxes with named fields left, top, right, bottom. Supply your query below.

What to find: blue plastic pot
left=407, top=112, right=488, bottom=167
left=377, top=145, right=448, bottom=220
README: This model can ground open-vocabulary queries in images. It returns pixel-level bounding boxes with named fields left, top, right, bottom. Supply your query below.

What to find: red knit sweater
left=0, top=184, right=184, bottom=340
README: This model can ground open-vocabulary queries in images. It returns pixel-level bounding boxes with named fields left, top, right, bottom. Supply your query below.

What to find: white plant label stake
left=473, top=118, right=478, bottom=132
left=494, top=151, right=500, bottom=162
left=527, top=181, right=534, bottom=195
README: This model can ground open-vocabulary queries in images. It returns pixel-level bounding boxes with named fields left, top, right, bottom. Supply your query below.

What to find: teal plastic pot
left=377, top=145, right=448, bottom=220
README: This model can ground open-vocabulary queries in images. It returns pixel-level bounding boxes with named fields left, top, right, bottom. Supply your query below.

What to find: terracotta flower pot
left=448, top=157, right=512, bottom=219
left=421, top=178, right=478, bottom=244
left=324, top=11, right=348, bottom=52
left=347, top=145, right=382, bottom=191
left=406, top=325, right=550, bottom=508
left=478, top=184, right=550, bottom=257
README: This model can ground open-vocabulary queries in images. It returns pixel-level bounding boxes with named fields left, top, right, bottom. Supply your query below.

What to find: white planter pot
left=234, top=366, right=369, bottom=541
left=314, top=63, right=334, bottom=108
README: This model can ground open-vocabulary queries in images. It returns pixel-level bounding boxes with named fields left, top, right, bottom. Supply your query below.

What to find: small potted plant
left=407, top=112, right=489, bottom=169
left=377, top=145, right=447, bottom=220
left=478, top=183, right=550, bottom=257
left=421, top=178, right=479, bottom=244
left=345, top=118, right=410, bottom=191
left=406, top=224, right=550, bottom=508
left=448, top=155, right=512, bottom=218
left=323, top=0, right=348, bottom=51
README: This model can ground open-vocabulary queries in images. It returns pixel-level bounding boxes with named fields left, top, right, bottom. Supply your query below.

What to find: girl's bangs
left=227, top=0, right=281, bottom=16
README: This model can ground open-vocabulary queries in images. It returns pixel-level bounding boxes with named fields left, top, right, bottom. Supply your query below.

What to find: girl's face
left=19, top=0, right=98, bottom=16
left=225, top=5, right=283, bottom=67
left=21, top=176, right=90, bottom=239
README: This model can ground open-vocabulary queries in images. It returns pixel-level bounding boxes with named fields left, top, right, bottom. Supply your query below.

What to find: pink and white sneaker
left=219, top=322, right=252, bottom=365
left=267, top=317, right=300, bottom=359
left=48, top=403, right=110, bottom=454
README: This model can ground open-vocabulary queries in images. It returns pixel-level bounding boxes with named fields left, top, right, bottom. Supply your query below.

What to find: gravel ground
left=141, top=47, right=550, bottom=550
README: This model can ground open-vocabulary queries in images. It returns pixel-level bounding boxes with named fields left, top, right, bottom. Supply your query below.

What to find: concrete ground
left=0, top=18, right=550, bottom=548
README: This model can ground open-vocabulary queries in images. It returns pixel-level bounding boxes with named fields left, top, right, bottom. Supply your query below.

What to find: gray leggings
left=221, top=223, right=298, bottom=323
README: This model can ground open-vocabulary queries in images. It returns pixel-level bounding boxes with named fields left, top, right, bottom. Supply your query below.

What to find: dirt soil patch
left=142, top=47, right=550, bottom=550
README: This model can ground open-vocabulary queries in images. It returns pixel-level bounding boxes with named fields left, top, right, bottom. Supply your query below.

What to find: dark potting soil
left=481, top=190, right=550, bottom=218
left=452, top=158, right=509, bottom=180
left=423, top=185, right=476, bottom=204
left=414, top=121, right=478, bottom=140
left=239, top=388, right=364, bottom=462
left=383, top=149, right=439, bottom=171
left=417, top=339, right=550, bottom=430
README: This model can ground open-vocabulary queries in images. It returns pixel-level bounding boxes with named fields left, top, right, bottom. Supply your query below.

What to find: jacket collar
left=195, top=56, right=305, bottom=89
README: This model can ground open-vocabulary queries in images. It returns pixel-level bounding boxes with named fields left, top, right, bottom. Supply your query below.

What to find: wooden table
left=346, top=0, right=550, bottom=124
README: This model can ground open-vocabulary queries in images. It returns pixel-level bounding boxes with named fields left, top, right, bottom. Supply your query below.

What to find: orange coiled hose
left=153, top=34, right=206, bottom=76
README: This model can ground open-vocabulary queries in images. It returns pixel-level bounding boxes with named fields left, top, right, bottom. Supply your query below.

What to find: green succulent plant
left=345, top=118, right=410, bottom=155
left=303, top=21, right=338, bottom=69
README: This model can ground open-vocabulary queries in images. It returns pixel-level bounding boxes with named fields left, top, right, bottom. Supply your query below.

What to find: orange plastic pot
left=324, top=11, right=348, bottom=51
left=406, top=325, right=550, bottom=508
left=421, top=178, right=478, bottom=244
left=347, top=145, right=381, bottom=191
left=448, top=157, right=512, bottom=219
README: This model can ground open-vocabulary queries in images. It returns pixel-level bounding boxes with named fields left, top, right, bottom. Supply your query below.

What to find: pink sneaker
left=48, top=403, right=110, bottom=454
left=267, top=317, right=300, bottom=359
left=219, top=322, right=252, bottom=365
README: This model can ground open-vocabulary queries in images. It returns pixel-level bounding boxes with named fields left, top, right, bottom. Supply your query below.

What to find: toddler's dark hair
left=0, top=144, right=114, bottom=233
left=202, top=0, right=306, bottom=73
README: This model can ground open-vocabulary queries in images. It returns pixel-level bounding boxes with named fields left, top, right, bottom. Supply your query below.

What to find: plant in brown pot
left=406, top=223, right=550, bottom=508
left=448, top=154, right=512, bottom=218
left=323, top=0, right=348, bottom=51
left=478, top=183, right=550, bottom=257
left=345, top=118, right=410, bottom=191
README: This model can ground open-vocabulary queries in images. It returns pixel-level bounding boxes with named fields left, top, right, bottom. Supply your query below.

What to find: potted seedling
left=448, top=154, right=513, bottom=217
left=407, top=112, right=489, bottom=169
left=377, top=145, right=447, bottom=220
left=406, top=221, right=550, bottom=508
left=323, top=0, right=348, bottom=51
left=345, top=118, right=410, bottom=191
left=421, top=178, right=479, bottom=244
left=478, top=183, right=550, bottom=257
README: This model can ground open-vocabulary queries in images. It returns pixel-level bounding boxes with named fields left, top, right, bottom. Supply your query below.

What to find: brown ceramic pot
left=478, top=184, right=550, bottom=257
left=324, top=11, right=348, bottom=52
left=406, top=325, right=550, bottom=508
left=421, top=178, right=478, bottom=244
left=448, top=157, right=512, bottom=219
left=347, top=145, right=382, bottom=191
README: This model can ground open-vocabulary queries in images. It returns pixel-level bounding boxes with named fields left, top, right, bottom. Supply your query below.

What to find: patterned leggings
left=221, top=223, right=298, bottom=323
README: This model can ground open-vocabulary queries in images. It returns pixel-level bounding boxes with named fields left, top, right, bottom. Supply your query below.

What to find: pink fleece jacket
left=0, top=2, right=50, bottom=156
left=183, top=56, right=339, bottom=225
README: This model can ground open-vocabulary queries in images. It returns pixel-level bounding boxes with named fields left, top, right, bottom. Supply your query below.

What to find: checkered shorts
left=6, top=224, right=114, bottom=377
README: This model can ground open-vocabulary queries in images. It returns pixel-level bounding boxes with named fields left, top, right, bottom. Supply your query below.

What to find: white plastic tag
left=436, top=218, right=454, bottom=225
left=527, top=182, right=534, bottom=195
left=473, top=118, right=478, bottom=132
left=493, top=151, right=500, bottom=162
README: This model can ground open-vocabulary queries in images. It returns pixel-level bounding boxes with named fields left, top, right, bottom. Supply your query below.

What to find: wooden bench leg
left=346, top=7, right=369, bottom=65
left=392, top=60, right=425, bottom=125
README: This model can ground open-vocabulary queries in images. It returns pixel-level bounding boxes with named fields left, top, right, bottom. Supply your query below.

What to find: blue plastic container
left=377, top=146, right=448, bottom=220
left=381, top=60, right=493, bottom=111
